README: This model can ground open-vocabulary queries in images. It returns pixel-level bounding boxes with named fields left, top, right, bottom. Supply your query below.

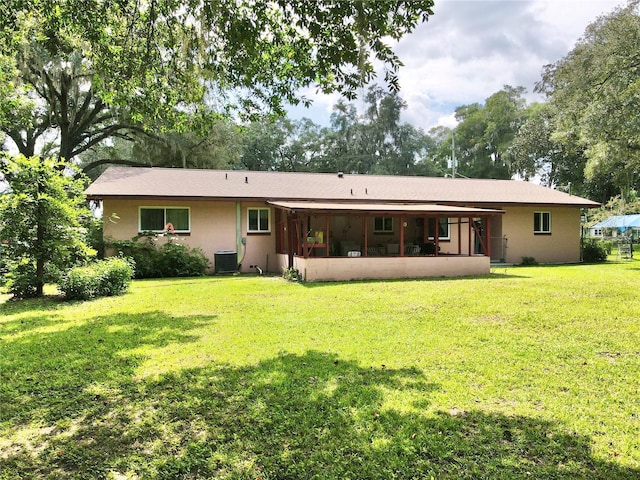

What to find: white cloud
left=287, top=0, right=623, bottom=132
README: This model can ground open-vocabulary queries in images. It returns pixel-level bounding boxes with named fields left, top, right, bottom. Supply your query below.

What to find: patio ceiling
left=267, top=200, right=504, bottom=216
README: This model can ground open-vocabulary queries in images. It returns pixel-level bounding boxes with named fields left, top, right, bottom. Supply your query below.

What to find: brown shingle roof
left=85, top=166, right=600, bottom=208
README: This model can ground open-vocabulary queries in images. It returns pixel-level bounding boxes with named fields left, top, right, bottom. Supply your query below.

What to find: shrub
left=110, top=236, right=159, bottom=278
left=159, top=243, right=209, bottom=277
left=109, top=236, right=209, bottom=279
left=582, top=239, right=609, bottom=262
left=59, top=257, right=134, bottom=300
left=282, top=267, right=302, bottom=281
left=521, top=256, right=538, bottom=266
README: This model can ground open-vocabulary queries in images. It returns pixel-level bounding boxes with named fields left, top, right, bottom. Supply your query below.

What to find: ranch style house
left=85, top=167, right=599, bottom=281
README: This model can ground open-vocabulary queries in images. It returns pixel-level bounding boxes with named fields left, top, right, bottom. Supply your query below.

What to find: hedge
left=59, top=257, right=134, bottom=300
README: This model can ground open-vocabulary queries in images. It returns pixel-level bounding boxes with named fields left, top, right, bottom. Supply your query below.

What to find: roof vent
left=245, top=176, right=248, bottom=183
left=337, top=172, right=344, bottom=178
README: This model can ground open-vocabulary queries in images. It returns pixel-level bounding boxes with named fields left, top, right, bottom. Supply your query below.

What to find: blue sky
left=287, top=0, right=623, bottom=132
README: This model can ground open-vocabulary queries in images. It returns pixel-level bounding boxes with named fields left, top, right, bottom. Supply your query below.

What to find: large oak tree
left=538, top=0, right=640, bottom=197
left=1, top=0, right=434, bottom=173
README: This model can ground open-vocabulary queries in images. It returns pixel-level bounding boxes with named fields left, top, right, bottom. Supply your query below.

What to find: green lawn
left=1, top=261, right=639, bottom=479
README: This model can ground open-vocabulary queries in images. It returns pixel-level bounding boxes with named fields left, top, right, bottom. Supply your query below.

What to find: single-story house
left=588, top=214, right=640, bottom=240
left=85, top=167, right=599, bottom=281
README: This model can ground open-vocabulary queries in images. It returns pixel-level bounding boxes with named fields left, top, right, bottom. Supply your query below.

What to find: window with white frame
left=534, top=211, right=551, bottom=234
left=139, top=207, right=190, bottom=233
left=374, top=216, right=394, bottom=233
left=248, top=207, right=270, bottom=233
left=428, top=217, right=450, bottom=240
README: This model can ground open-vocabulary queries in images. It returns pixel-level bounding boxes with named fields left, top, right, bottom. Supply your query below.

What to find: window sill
left=139, top=231, right=191, bottom=236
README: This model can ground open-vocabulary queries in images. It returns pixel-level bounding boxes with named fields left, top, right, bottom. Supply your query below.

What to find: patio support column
left=287, top=213, right=295, bottom=268
left=296, top=217, right=303, bottom=257
left=485, top=216, right=491, bottom=257
left=457, top=217, right=462, bottom=255
left=400, top=215, right=405, bottom=256
left=364, top=216, right=369, bottom=256
left=468, top=217, right=472, bottom=256
left=434, top=217, right=439, bottom=257
left=301, top=215, right=308, bottom=258
left=325, top=215, right=330, bottom=257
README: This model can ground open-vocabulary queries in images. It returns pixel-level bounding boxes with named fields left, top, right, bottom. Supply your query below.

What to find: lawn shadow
left=2, top=350, right=638, bottom=479
left=0, top=309, right=213, bottom=430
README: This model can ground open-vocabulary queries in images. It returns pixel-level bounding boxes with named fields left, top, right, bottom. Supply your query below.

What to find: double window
left=248, top=208, right=271, bottom=233
left=374, top=216, right=394, bottom=234
left=534, top=211, right=551, bottom=234
left=139, top=207, right=190, bottom=233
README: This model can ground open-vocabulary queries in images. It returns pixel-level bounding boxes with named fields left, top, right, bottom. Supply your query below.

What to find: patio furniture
left=404, top=244, right=421, bottom=256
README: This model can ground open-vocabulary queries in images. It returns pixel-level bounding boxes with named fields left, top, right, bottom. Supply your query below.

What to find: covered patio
left=270, top=201, right=504, bottom=281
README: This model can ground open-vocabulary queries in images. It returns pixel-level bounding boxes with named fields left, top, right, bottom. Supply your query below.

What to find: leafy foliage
left=83, top=215, right=105, bottom=259
left=110, top=236, right=209, bottom=279
left=282, top=266, right=302, bottom=282
left=581, top=239, right=610, bottom=262
left=538, top=1, right=640, bottom=196
left=451, top=86, right=526, bottom=179
left=239, top=86, right=434, bottom=175
left=4, top=258, right=38, bottom=299
left=507, top=103, right=584, bottom=188
left=0, top=154, right=95, bottom=297
left=1, top=0, right=434, bottom=171
left=58, top=257, right=133, bottom=300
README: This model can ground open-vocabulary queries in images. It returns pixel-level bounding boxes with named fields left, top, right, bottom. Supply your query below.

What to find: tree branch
left=70, top=123, right=155, bottom=158
left=78, top=158, right=150, bottom=177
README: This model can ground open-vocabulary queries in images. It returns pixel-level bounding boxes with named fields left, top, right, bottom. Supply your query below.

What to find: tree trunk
left=34, top=186, right=45, bottom=297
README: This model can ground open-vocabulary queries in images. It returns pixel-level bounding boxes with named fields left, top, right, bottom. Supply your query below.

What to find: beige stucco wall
left=102, top=199, right=278, bottom=273
left=240, top=201, right=278, bottom=273
left=101, top=199, right=583, bottom=277
left=499, top=206, right=582, bottom=264
left=285, top=255, right=490, bottom=281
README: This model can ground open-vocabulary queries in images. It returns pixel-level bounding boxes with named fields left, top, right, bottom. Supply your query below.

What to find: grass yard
left=1, top=260, right=640, bottom=479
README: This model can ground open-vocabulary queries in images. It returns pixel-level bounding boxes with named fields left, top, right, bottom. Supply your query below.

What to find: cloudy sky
left=287, top=0, right=624, bottom=132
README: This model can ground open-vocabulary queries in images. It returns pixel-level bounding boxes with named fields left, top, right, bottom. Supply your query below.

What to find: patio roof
left=267, top=200, right=504, bottom=216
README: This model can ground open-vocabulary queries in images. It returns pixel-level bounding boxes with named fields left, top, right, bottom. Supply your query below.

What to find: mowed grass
left=1, top=260, right=639, bottom=479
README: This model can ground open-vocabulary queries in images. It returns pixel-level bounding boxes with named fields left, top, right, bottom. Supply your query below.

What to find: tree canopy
left=236, top=86, right=434, bottom=176
left=1, top=0, right=434, bottom=169
left=538, top=0, right=640, bottom=197
left=432, top=86, right=527, bottom=180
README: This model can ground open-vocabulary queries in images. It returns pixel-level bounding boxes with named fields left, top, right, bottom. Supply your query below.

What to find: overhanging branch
left=78, top=158, right=149, bottom=177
